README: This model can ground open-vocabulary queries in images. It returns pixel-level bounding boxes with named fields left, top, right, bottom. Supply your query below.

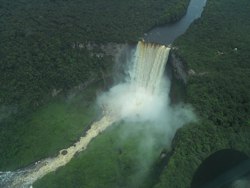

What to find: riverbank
left=144, top=0, right=207, bottom=45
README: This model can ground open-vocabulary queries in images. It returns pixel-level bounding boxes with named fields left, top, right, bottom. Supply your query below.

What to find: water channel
left=144, top=0, right=207, bottom=45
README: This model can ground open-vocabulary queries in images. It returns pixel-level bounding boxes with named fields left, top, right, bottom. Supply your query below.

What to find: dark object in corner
left=191, top=149, right=250, bottom=188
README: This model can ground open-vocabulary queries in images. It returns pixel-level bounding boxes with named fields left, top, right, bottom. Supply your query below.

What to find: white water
left=0, top=41, right=172, bottom=187
left=99, top=41, right=171, bottom=122
left=98, top=41, right=195, bottom=186
left=132, top=41, right=170, bottom=93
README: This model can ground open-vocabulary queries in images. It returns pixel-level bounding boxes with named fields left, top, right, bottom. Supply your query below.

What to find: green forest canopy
left=156, top=0, right=250, bottom=187
left=1, top=0, right=249, bottom=187
left=0, top=0, right=189, bottom=111
left=0, top=0, right=190, bottom=172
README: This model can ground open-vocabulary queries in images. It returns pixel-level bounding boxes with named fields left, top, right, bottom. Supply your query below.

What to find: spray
left=98, top=41, right=196, bottom=186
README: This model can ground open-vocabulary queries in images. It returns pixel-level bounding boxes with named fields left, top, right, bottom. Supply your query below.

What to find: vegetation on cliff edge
left=155, top=0, right=250, bottom=187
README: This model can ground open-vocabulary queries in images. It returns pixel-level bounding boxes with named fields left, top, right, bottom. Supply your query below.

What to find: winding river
left=144, top=0, right=207, bottom=45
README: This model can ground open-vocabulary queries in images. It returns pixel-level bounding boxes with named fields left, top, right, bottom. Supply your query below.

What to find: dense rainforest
left=1, top=0, right=249, bottom=187
left=0, top=0, right=189, bottom=171
left=0, top=0, right=189, bottom=112
left=34, top=0, right=250, bottom=187
left=155, top=0, right=250, bottom=187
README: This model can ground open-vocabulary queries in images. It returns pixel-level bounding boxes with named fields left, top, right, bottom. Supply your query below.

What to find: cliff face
left=155, top=0, right=250, bottom=187
left=169, top=51, right=188, bottom=84
left=167, top=51, right=188, bottom=104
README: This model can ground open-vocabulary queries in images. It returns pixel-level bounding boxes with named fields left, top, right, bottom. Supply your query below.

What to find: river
left=0, top=1, right=208, bottom=187
left=144, top=0, right=207, bottom=45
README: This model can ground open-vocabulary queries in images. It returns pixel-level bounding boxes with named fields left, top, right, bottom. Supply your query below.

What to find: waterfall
left=98, top=41, right=171, bottom=121
left=0, top=41, right=196, bottom=188
left=131, top=41, right=171, bottom=94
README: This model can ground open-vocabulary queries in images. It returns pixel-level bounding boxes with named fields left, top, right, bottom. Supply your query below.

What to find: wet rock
left=61, top=150, right=68, bottom=155
left=188, top=69, right=196, bottom=76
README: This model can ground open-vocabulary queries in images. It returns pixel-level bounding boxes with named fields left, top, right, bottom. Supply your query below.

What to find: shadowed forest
left=0, top=0, right=250, bottom=187
left=157, top=0, right=250, bottom=187
left=0, top=0, right=189, bottom=171
left=0, top=0, right=189, bottom=111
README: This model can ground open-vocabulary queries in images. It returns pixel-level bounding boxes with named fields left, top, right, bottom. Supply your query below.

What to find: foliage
left=156, top=0, right=250, bottom=187
left=4, top=0, right=250, bottom=187
left=0, top=82, right=102, bottom=171
left=33, top=122, right=169, bottom=188
left=0, top=0, right=190, bottom=172
left=0, top=0, right=190, bottom=111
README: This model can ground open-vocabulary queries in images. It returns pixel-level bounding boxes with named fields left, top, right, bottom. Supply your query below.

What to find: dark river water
left=144, top=0, right=207, bottom=45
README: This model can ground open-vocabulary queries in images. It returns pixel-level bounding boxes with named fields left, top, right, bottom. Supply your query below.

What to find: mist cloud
left=97, top=42, right=196, bottom=186
left=97, top=42, right=196, bottom=140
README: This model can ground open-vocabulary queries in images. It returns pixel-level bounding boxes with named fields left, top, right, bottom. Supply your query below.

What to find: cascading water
left=0, top=41, right=177, bottom=188
left=132, top=41, right=171, bottom=94
left=99, top=41, right=171, bottom=122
